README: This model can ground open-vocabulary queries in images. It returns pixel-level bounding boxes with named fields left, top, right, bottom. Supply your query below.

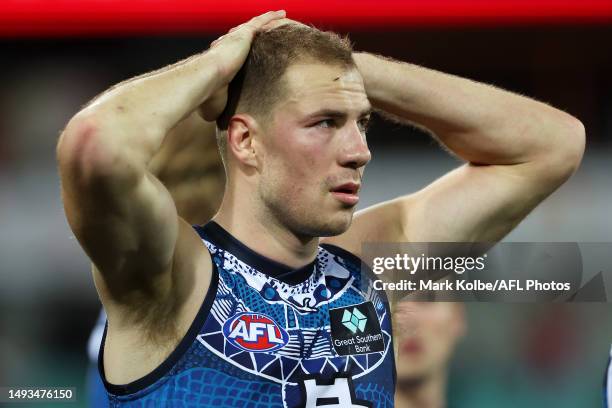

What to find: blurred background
left=0, top=1, right=611, bottom=407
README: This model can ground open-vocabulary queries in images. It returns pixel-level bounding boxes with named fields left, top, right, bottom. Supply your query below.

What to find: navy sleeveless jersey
left=99, top=221, right=396, bottom=407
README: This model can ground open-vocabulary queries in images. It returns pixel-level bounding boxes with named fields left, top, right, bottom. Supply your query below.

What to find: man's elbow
left=557, top=116, right=586, bottom=177
left=57, top=113, right=142, bottom=188
left=57, top=113, right=100, bottom=177
left=540, top=114, right=586, bottom=185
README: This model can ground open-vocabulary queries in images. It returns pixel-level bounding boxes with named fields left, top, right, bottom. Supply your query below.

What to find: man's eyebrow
left=306, top=107, right=373, bottom=119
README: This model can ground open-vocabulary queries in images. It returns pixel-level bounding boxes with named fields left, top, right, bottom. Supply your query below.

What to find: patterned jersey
left=99, top=221, right=396, bottom=407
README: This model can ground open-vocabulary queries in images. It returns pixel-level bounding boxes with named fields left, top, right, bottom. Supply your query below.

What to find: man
left=394, top=302, right=465, bottom=408
left=57, top=10, right=584, bottom=407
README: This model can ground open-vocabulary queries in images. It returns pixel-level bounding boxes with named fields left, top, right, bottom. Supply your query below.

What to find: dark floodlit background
left=1, top=3, right=611, bottom=407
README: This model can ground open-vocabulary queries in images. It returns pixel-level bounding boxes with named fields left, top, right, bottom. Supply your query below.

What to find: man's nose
left=338, top=124, right=371, bottom=169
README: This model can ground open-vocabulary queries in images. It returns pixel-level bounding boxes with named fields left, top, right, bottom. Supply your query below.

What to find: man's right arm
left=56, top=49, right=224, bottom=324
left=56, top=11, right=286, bottom=329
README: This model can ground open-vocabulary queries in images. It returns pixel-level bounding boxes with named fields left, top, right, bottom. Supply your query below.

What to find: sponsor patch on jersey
left=329, top=301, right=384, bottom=356
left=222, top=312, right=289, bottom=352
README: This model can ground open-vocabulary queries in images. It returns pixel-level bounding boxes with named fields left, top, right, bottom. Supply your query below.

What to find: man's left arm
left=326, top=52, right=585, bottom=254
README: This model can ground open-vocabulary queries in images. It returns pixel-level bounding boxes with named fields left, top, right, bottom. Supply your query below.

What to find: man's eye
left=315, top=119, right=335, bottom=128
left=358, top=118, right=370, bottom=133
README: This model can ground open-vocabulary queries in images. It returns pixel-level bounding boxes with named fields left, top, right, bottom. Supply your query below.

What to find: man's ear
left=226, top=114, right=260, bottom=168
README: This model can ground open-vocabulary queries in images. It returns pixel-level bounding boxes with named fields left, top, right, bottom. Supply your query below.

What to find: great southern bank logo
left=342, top=307, right=367, bottom=334
left=223, top=312, right=289, bottom=352
left=329, top=302, right=384, bottom=356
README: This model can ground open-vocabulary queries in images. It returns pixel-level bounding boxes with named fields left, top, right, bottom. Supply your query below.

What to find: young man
left=394, top=302, right=465, bottom=408
left=57, top=11, right=584, bottom=407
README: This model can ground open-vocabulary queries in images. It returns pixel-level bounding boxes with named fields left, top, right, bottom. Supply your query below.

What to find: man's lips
left=330, top=182, right=360, bottom=205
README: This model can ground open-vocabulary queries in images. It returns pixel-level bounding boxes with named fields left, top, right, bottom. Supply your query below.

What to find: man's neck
left=395, top=370, right=448, bottom=408
left=213, top=189, right=319, bottom=269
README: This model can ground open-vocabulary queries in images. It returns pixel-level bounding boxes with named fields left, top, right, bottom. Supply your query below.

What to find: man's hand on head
left=209, top=10, right=286, bottom=78
left=260, top=17, right=309, bottom=32
left=200, top=10, right=287, bottom=120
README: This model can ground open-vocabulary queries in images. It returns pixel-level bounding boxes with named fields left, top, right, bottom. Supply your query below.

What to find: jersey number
left=301, top=376, right=372, bottom=408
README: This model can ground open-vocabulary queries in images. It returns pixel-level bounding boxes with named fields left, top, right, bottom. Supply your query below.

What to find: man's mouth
left=330, top=182, right=360, bottom=206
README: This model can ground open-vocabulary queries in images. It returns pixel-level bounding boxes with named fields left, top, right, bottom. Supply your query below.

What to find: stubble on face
left=255, top=63, right=369, bottom=239
left=257, top=162, right=356, bottom=239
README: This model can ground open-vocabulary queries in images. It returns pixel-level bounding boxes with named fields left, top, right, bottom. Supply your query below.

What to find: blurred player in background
left=605, top=345, right=611, bottom=408
left=85, top=112, right=224, bottom=407
left=394, top=302, right=465, bottom=408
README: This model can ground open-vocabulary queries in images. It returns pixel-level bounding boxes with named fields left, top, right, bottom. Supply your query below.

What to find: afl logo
left=223, top=312, right=289, bottom=352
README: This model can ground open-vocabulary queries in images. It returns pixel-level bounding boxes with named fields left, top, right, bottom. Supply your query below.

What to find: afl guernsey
left=99, top=221, right=396, bottom=407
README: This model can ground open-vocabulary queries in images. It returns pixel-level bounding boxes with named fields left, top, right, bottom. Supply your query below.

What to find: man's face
left=256, top=62, right=372, bottom=237
left=394, top=302, right=466, bottom=381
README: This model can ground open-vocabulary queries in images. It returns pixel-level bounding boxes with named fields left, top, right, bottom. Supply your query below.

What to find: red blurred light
left=1, top=0, right=612, bottom=37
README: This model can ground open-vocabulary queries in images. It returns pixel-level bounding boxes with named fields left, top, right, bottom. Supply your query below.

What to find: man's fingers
left=210, top=36, right=222, bottom=47
left=230, top=11, right=286, bottom=32
left=260, top=19, right=286, bottom=32
left=250, top=10, right=286, bottom=27
left=229, top=11, right=286, bottom=36
left=238, top=11, right=286, bottom=34
left=212, top=11, right=286, bottom=49
left=261, top=18, right=308, bottom=32
left=249, top=10, right=287, bottom=27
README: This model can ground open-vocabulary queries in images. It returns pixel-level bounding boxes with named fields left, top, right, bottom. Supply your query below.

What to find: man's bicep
left=62, top=168, right=180, bottom=295
left=403, top=163, right=549, bottom=242
left=325, top=161, right=548, bottom=254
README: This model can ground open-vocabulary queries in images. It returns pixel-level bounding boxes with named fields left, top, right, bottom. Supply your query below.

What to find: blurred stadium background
left=0, top=1, right=611, bottom=406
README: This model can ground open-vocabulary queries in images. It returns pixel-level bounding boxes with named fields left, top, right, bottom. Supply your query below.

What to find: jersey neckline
left=197, top=221, right=317, bottom=285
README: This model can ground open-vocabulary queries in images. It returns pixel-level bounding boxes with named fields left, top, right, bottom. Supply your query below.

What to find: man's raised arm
left=329, top=52, right=585, bottom=253
left=56, top=11, right=285, bottom=320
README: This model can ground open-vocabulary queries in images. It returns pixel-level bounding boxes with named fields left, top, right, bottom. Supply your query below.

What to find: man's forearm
left=61, top=49, right=224, bottom=172
left=353, top=52, right=584, bottom=167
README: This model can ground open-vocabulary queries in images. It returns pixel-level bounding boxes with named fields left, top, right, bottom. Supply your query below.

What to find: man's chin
left=288, top=204, right=355, bottom=238
left=317, top=212, right=354, bottom=237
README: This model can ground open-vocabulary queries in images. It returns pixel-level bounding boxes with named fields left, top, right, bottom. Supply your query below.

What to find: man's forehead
left=280, top=62, right=370, bottom=115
